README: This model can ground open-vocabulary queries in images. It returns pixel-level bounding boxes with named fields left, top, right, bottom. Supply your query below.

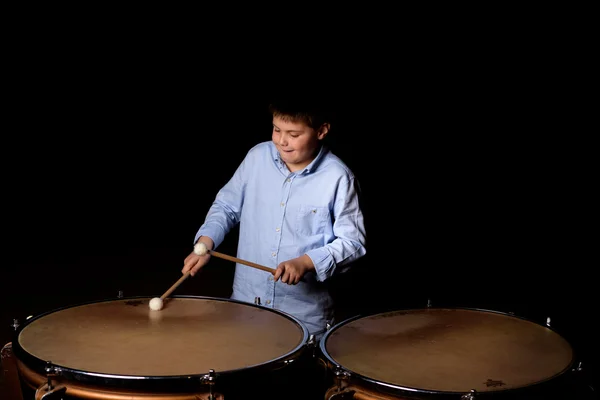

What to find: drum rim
left=12, top=295, right=310, bottom=389
left=319, top=306, right=576, bottom=397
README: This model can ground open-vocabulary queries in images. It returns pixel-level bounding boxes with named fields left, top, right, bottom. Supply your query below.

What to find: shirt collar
left=270, top=142, right=327, bottom=175
left=302, top=144, right=326, bottom=174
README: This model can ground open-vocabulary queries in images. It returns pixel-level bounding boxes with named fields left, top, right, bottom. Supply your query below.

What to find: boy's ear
left=317, top=123, right=330, bottom=140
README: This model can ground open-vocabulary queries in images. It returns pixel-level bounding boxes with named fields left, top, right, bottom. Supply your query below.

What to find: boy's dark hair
left=267, top=95, right=333, bottom=130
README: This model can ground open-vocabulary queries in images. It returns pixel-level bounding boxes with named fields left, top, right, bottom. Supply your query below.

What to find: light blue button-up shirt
left=195, top=141, right=366, bottom=336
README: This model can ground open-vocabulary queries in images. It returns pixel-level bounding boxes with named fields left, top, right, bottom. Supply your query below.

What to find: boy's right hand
left=182, top=237, right=214, bottom=276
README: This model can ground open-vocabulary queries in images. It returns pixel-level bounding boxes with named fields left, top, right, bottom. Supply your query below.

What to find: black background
left=1, top=27, right=596, bottom=394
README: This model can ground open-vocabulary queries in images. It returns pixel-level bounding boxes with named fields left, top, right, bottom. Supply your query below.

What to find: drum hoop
left=13, top=295, right=310, bottom=390
left=319, top=306, right=576, bottom=397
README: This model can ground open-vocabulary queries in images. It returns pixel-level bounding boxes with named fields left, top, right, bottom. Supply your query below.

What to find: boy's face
left=272, top=116, right=329, bottom=172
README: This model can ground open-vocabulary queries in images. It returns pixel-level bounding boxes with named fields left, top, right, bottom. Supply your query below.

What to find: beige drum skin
left=12, top=296, right=309, bottom=399
left=320, top=308, right=575, bottom=399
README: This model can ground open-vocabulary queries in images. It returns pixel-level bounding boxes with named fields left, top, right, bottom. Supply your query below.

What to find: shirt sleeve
left=194, top=157, right=247, bottom=249
left=306, top=176, right=367, bottom=282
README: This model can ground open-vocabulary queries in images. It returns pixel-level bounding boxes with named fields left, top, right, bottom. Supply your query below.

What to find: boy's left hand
left=274, top=254, right=315, bottom=285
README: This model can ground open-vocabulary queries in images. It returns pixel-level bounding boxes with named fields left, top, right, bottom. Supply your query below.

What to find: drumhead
left=320, top=308, right=574, bottom=396
left=14, top=296, right=308, bottom=385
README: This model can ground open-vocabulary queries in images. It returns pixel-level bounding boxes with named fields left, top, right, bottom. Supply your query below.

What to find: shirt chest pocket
left=296, top=205, right=330, bottom=236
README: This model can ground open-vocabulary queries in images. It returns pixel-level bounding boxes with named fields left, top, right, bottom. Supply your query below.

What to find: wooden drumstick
left=149, top=244, right=276, bottom=311
left=194, top=242, right=276, bottom=275
left=160, top=271, right=191, bottom=300
left=149, top=271, right=191, bottom=311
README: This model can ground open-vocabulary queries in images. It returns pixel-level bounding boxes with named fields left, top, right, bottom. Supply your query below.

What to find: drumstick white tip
left=193, top=242, right=208, bottom=256
left=149, top=297, right=164, bottom=311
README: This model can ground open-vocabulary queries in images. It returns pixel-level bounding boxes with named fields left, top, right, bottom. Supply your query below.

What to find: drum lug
left=333, top=365, right=351, bottom=392
left=572, top=361, right=583, bottom=372
left=35, top=361, right=67, bottom=400
left=35, top=383, right=67, bottom=400
left=306, top=334, right=318, bottom=357
left=327, top=389, right=356, bottom=400
left=200, top=369, right=222, bottom=400
left=34, top=361, right=66, bottom=400
left=334, top=365, right=351, bottom=379
left=461, top=389, right=477, bottom=399
left=326, top=367, right=355, bottom=400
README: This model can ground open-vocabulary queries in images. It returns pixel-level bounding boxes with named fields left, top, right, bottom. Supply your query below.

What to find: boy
left=182, top=96, right=366, bottom=338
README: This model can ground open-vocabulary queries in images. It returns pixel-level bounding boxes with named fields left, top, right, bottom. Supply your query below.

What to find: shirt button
left=269, top=276, right=274, bottom=281
left=266, top=300, right=271, bottom=304
left=271, top=252, right=276, bottom=257
left=275, top=227, right=280, bottom=232
left=280, top=202, right=285, bottom=207
left=286, top=178, right=291, bottom=182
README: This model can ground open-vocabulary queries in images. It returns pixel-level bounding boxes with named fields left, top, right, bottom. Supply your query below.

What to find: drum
left=9, top=296, right=311, bottom=400
left=320, top=308, right=580, bottom=399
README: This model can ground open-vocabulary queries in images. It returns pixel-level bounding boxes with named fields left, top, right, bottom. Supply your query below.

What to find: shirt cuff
left=195, top=224, right=227, bottom=249
left=306, top=248, right=334, bottom=282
